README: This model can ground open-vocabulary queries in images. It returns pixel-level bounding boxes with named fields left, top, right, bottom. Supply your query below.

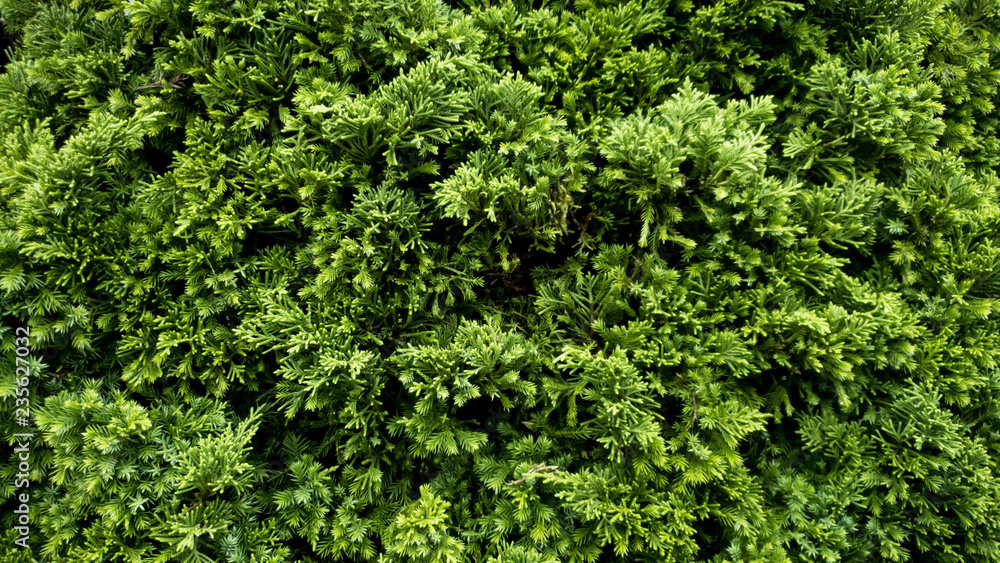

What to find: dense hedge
left=2, top=0, right=1000, bottom=561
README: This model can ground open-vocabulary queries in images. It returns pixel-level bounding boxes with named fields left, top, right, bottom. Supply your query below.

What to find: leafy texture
left=2, top=0, right=1000, bottom=561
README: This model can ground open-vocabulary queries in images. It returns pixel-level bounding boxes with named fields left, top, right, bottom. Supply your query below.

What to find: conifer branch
left=503, top=463, right=559, bottom=486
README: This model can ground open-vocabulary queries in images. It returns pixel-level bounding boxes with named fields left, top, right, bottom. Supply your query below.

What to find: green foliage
left=2, top=0, right=1000, bottom=561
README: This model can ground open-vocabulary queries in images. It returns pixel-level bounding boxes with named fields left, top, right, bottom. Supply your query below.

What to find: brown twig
left=576, top=210, right=598, bottom=245
left=503, top=463, right=559, bottom=486
left=684, top=390, right=698, bottom=432
left=135, top=72, right=190, bottom=91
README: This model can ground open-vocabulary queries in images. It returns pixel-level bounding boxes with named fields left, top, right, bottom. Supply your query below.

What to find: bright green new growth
left=1, top=0, right=1000, bottom=561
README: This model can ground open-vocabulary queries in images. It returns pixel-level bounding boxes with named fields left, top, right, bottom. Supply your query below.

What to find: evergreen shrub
left=1, top=0, right=1000, bottom=561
